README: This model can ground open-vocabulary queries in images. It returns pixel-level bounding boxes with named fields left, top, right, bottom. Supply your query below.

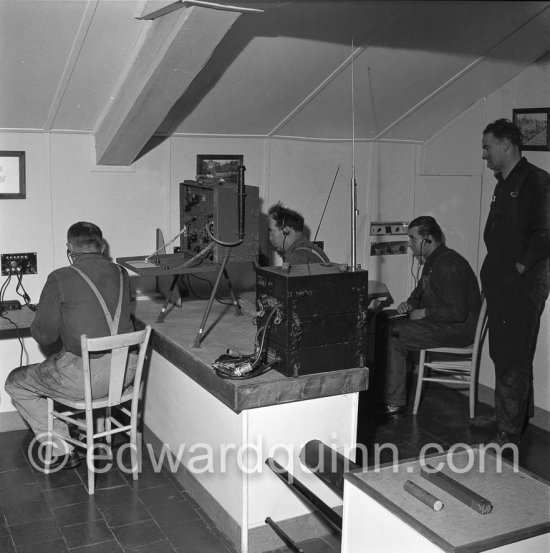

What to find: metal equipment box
left=180, top=179, right=259, bottom=264
left=255, top=264, right=369, bottom=377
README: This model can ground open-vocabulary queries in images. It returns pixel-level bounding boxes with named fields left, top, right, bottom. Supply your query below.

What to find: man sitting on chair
left=268, top=202, right=330, bottom=265
left=5, top=222, right=134, bottom=469
left=379, top=216, right=481, bottom=417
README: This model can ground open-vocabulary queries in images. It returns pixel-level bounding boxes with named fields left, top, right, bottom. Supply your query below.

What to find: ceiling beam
left=94, top=5, right=240, bottom=165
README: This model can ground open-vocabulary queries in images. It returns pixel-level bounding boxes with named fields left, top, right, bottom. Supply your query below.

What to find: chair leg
left=104, top=407, right=111, bottom=448
left=469, top=376, right=476, bottom=419
left=85, top=409, right=95, bottom=495
left=44, top=398, right=54, bottom=474
left=130, top=403, right=139, bottom=481
left=413, top=350, right=427, bottom=415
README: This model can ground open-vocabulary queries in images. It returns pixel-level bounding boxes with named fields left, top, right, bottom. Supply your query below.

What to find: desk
left=0, top=307, right=33, bottom=338
left=132, top=293, right=377, bottom=553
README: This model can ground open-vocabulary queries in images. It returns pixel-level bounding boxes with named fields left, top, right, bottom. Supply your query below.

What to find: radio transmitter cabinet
left=255, top=263, right=369, bottom=377
left=180, top=179, right=259, bottom=264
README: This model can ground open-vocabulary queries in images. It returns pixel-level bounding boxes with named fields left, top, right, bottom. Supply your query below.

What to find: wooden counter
left=132, top=296, right=376, bottom=553
left=133, top=298, right=369, bottom=413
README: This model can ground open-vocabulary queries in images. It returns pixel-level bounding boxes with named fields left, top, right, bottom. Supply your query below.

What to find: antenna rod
left=351, top=40, right=359, bottom=270
left=314, top=164, right=340, bottom=242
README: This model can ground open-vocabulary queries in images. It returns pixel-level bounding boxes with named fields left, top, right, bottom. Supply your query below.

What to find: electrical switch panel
left=370, top=222, right=409, bottom=236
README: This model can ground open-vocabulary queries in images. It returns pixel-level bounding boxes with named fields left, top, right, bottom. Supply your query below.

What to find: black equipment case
left=255, top=263, right=369, bottom=377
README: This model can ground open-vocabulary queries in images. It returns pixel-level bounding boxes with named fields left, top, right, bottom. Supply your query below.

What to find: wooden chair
left=45, top=325, right=152, bottom=494
left=412, top=298, right=487, bottom=418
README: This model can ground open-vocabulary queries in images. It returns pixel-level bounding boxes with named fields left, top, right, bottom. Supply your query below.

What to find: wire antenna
left=350, top=39, right=359, bottom=270
left=314, top=164, right=340, bottom=242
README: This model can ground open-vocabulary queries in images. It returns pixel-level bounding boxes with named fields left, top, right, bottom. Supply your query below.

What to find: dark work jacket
left=31, top=253, right=134, bottom=356
left=481, top=157, right=550, bottom=298
left=285, top=235, right=330, bottom=265
left=408, top=244, right=480, bottom=335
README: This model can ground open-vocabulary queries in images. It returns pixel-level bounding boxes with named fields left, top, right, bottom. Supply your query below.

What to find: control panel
left=1, top=252, right=37, bottom=275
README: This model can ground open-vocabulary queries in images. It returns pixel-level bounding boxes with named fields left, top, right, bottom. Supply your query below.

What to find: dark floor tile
left=69, top=540, right=123, bottom=553
left=136, top=482, right=180, bottom=507
left=127, top=540, right=177, bottom=553
left=0, top=467, right=36, bottom=489
left=125, top=467, right=176, bottom=490
left=35, top=467, right=82, bottom=491
left=0, top=518, right=8, bottom=539
left=111, top=519, right=165, bottom=549
left=90, top=467, right=128, bottom=490
left=0, top=534, right=16, bottom=552
left=0, top=430, right=28, bottom=450
left=60, top=518, right=114, bottom=548
left=16, top=537, right=69, bottom=553
left=0, top=482, right=43, bottom=507
left=3, top=498, right=52, bottom=526
left=92, top=484, right=136, bottom=509
left=162, top=518, right=216, bottom=549
left=43, top=483, right=90, bottom=509
left=0, top=450, right=29, bottom=472
left=101, top=497, right=151, bottom=527
left=53, top=499, right=102, bottom=526
left=147, top=499, right=201, bottom=527
left=10, top=517, right=61, bottom=547
left=175, top=537, right=229, bottom=553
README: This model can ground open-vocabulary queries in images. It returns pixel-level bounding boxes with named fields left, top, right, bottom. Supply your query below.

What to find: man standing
left=379, top=216, right=481, bottom=417
left=5, top=222, right=135, bottom=469
left=475, top=118, right=550, bottom=445
left=267, top=202, right=330, bottom=265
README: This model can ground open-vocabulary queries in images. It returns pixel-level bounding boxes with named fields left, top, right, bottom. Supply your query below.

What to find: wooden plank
left=94, top=5, right=240, bottom=166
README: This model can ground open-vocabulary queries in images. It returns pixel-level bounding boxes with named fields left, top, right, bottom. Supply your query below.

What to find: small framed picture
left=512, top=108, right=550, bottom=151
left=196, top=155, right=243, bottom=184
left=0, top=151, right=26, bottom=199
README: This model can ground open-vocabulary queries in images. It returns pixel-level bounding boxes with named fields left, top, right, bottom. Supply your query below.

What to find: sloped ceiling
left=1, top=0, right=550, bottom=165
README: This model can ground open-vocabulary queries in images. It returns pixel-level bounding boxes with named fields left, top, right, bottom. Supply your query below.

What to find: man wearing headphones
left=268, top=202, right=330, bottom=265
left=379, top=216, right=481, bottom=417
left=5, top=222, right=135, bottom=470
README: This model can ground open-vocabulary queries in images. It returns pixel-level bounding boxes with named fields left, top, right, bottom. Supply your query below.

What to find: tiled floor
left=0, top=384, right=549, bottom=553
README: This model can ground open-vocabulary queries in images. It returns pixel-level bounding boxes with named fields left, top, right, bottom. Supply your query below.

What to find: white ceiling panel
left=52, top=0, right=145, bottom=131
left=0, top=0, right=86, bottom=129
left=1, top=0, right=550, bottom=156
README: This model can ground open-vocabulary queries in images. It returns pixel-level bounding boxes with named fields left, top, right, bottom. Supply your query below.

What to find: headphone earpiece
left=425, top=238, right=432, bottom=244
left=283, top=228, right=290, bottom=236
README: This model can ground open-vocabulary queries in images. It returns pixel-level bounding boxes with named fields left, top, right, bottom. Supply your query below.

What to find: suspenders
left=70, top=265, right=123, bottom=336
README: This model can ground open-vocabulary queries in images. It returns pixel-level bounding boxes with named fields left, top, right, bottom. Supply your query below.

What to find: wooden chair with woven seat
left=44, top=325, right=152, bottom=494
left=412, top=298, right=487, bottom=418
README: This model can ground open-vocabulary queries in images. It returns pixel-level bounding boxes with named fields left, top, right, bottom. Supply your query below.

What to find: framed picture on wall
left=0, top=151, right=26, bottom=199
left=512, top=108, right=550, bottom=151
left=196, top=155, right=243, bottom=184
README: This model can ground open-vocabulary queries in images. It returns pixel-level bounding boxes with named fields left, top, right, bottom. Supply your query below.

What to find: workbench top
left=133, top=297, right=369, bottom=413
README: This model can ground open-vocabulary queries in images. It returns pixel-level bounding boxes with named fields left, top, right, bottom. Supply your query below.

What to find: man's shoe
left=379, top=404, right=406, bottom=417
left=43, top=450, right=81, bottom=471
left=485, top=431, right=520, bottom=447
left=469, top=413, right=497, bottom=428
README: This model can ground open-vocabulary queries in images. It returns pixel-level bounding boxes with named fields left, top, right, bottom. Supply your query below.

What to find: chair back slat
left=80, top=327, right=151, bottom=407
left=108, top=346, right=130, bottom=405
